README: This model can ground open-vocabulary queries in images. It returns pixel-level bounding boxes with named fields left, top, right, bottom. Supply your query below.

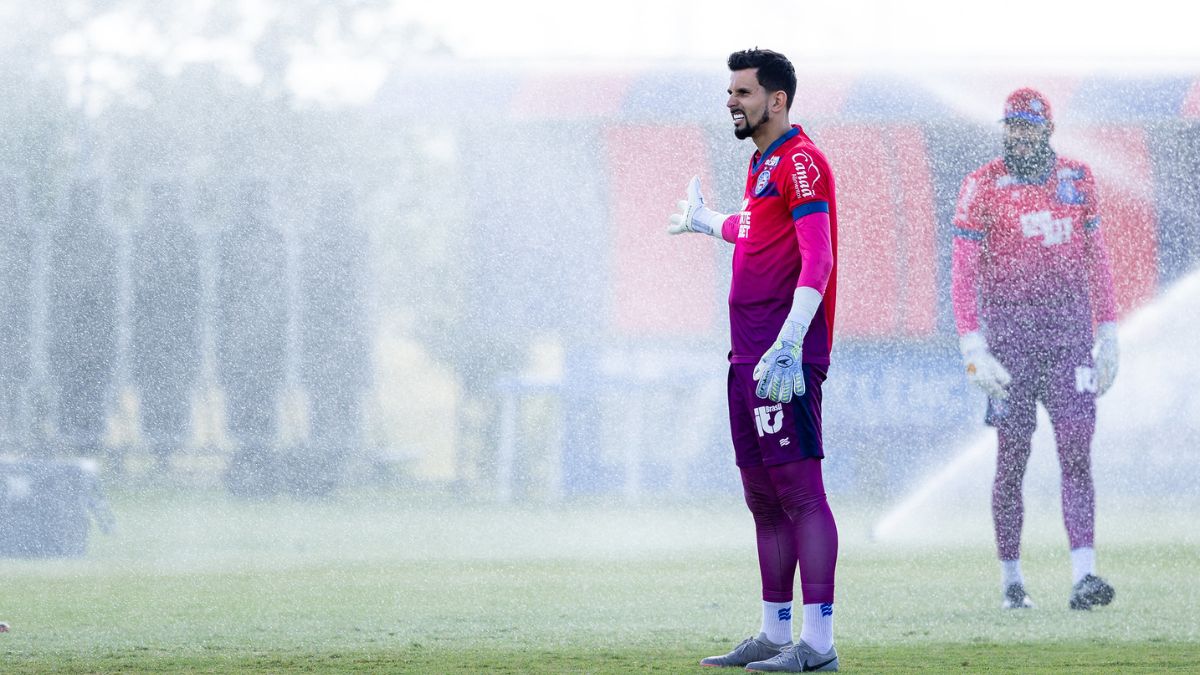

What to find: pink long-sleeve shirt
left=951, top=155, right=1116, bottom=347
left=722, top=125, right=838, bottom=365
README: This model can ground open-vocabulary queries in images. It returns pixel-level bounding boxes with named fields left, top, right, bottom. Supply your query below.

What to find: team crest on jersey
left=790, top=151, right=820, bottom=200
left=755, top=170, right=772, bottom=196
left=1056, top=177, right=1085, bottom=205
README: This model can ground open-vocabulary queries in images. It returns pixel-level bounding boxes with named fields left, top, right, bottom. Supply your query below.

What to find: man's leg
left=767, top=460, right=837, bottom=606
left=700, top=366, right=794, bottom=667
left=986, top=346, right=1039, bottom=607
left=767, top=458, right=837, bottom=657
left=1051, top=417, right=1095, bottom=553
left=1044, top=343, right=1113, bottom=609
left=732, top=358, right=797, bottom=645
left=764, top=365, right=836, bottom=655
left=993, top=427, right=1034, bottom=563
left=742, top=464, right=799, bottom=634
left=742, top=365, right=840, bottom=672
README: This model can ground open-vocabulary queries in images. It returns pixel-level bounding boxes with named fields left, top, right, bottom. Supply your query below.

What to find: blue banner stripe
left=792, top=201, right=830, bottom=220
left=953, top=227, right=985, bottom=241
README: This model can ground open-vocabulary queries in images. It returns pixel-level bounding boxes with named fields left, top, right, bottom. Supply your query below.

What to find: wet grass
left=1, top=487, right=1197, bottom=672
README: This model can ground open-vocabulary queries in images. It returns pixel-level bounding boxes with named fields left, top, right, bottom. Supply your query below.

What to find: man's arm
left=1084, top=197, right=1119, bottom=395
left=950, top=179, right=1011, bottom=400
left=950, top=234, right=983, bottom=335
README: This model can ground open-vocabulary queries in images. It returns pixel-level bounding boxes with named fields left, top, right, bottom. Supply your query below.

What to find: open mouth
left=731, top=110, right=746, bottom=124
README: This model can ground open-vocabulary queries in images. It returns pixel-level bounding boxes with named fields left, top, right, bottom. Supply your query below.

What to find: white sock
left=1070, top=547, right=1096, bottom=585
left=798, top=603, right=834, bottom=653
left=760, top=601, right=793, bottom=645
left=1001, top=559, right=1024, bottom=588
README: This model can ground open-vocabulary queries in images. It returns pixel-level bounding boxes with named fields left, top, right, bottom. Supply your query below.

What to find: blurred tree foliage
left=0, top=0, right=511, bottom=490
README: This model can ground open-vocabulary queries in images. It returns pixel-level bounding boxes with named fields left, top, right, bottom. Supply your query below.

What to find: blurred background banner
left=0, top=0, right=1197, bottom=505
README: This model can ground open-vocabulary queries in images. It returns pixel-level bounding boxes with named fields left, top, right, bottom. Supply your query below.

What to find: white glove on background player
left=668, top=176, right=729, bottom=237
left=959, top=331, right=1012, bottom=400
left=1093, top=321, right=1119, bottom=396
left=754, top=287, right=822, bottom=403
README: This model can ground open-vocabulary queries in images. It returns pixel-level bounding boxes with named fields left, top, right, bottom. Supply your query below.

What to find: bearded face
left=1003, top=120, right=1055, bottom=179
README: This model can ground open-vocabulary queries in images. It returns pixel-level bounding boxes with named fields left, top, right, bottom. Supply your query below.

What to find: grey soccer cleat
left=1069, top=574, right=1115, bottom=610
left=745, top=640, right=838, bottom=672
left=1002, top=582, right=1034, bottom=609
left=700, top=633, right=790, bottom=668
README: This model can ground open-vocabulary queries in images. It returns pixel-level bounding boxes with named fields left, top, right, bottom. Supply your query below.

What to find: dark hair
left=727, top=49, right=797, bottom=111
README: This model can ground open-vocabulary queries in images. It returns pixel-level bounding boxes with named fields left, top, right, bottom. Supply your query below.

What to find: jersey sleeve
left=721, top=213, right=741, bottom=243
left=793, top=211, right=833, bottom=294
left=784, top=148, right=832, bottom=220
left=950, top=172, right=985, bottom=334
left=952, top=173, right=985, bottom=240
left=783, top=148, right=834, bottom=293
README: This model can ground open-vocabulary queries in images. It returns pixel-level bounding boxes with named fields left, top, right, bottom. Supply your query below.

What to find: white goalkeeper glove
left=1093, top=321, right=1118, bottom=396
left=959, top=331, right=1012, bottom=400
left=668, top=176, right=729, bottom=237
left=753, top=287, right=822, bottom=403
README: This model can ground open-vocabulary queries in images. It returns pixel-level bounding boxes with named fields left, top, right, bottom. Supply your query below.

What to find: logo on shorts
left=753, top=404, right=784, bottom=437
left=1075, top=366, right=1097, bottom=393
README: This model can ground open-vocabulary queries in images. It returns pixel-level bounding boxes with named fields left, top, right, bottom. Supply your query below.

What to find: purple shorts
left=728, top=363, right=827, bottom=468
left=985, top=341, right=1096, bottom=434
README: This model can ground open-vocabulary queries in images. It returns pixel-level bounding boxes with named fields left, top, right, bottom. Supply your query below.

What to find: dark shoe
left=1002, top=582, right=1034, bottom=609
left=1069, top=574, right=1115, bottom=610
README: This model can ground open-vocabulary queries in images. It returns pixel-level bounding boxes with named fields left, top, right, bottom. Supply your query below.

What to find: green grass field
left=2, top=487, right=1198, bottom=673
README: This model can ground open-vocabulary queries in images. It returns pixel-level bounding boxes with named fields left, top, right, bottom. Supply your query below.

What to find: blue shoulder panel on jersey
left=753, top=127, right=801, bottom=173
left=792, top=201, right=830, bottom=220
left=953, top=226, right=985, bottom=241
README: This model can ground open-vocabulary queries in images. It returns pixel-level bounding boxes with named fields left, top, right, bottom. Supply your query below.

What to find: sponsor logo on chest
left=790, top=151, right=819, bottom=199
left=1020, top=210, right=1073, bottom=246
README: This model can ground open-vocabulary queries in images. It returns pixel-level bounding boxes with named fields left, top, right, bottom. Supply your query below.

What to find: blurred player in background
left=669, top=49, right=840, bottom=672
left=952, top=88, right=1118, bottom=611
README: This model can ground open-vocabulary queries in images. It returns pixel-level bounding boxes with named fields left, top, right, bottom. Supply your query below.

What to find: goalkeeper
left=669, top=49, right=841, bottom=673
left=952, top=88, right=1118, bottom=612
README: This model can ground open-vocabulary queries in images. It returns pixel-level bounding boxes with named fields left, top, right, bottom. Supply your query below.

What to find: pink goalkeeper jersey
left=952, top=155, right=1116, bottom=347
left=726, top=125, right=838, bottom=365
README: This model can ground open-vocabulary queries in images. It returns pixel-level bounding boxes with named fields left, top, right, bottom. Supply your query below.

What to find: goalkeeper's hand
left=959, top=331, right=1012, bottom=400
left=668, top=176, right=727, bottom=237
left=753, top=320, right=807, bottom=403
left=1092, top=321, right=1118, bottom=396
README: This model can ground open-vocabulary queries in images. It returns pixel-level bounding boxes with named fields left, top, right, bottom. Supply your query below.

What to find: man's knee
left=740, top=465, right=780, bottom=515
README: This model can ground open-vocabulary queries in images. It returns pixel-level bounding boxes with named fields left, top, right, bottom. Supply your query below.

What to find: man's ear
left=772, top=90, right=788, bottom=113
